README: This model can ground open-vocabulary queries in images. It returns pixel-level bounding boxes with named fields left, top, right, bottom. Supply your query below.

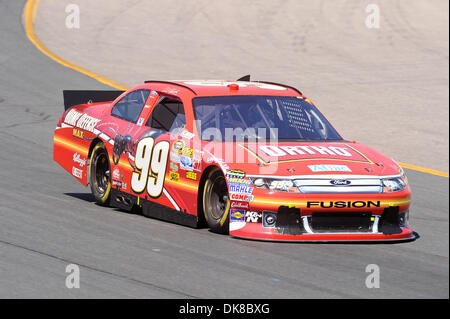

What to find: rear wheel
left=89, top=143, right=111, bottom=205
left=202, top=168, right=230, bottom=234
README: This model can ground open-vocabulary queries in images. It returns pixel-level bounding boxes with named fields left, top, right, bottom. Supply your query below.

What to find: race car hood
left=202, top=141, right=402, bottom=177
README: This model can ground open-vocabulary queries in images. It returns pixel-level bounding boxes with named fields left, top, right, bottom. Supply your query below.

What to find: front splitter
left=230, top=223, right=416, bottom=243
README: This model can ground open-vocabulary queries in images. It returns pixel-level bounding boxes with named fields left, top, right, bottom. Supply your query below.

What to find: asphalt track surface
left=0, top=0, right=448, bottom=298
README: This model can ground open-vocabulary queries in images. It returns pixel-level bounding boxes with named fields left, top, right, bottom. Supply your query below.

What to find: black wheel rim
left=208, top=176, right=229, bottom=220
left=94, top=151, right=109, bottom=195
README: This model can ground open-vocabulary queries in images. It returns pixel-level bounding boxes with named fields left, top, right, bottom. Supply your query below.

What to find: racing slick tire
left=202, top=168, right=230, bottom=234
left=89, top=143, right=112, bottom=206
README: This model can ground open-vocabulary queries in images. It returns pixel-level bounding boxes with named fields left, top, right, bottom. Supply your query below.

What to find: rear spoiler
left=63, top=90, right=125, bottom=111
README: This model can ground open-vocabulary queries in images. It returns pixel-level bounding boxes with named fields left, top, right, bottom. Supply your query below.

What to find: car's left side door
left=107, top=89, right=156, bottom=194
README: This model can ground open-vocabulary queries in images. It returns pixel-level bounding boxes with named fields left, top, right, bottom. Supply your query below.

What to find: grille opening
left=311, top=212, right=372, bottom=233
left=274, top=206, right=305, bottom=235
left=379, top=206, right=402, bottom=235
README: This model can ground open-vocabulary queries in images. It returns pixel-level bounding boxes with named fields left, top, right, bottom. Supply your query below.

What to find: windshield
left=192, top=96, right=343, bottom=142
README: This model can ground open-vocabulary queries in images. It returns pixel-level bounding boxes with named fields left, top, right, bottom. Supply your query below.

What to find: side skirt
left=110, top=189, right=199, bottom=228
left=142, top=200, right=199, bottom=229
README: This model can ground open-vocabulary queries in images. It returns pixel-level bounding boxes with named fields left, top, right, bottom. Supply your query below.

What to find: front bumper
left=228, top=189, right=415, bottom=242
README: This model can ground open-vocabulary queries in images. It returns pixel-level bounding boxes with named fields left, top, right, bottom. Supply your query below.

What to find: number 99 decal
left=131, top=137, right=170, bottom=198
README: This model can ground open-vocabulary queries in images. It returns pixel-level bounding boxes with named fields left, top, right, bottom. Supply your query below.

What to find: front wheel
left=89, top=143, right=111, bottom=205
left=202, top=168, right=230, bottom=234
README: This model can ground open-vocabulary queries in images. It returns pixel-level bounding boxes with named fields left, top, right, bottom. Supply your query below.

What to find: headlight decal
left=382, top=177, right=407, bottom=193
left=250, top=178, right=300, bottom=193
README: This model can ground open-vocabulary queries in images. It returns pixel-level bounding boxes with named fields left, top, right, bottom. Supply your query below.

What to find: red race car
left=54, top=77, right=414, bottom=242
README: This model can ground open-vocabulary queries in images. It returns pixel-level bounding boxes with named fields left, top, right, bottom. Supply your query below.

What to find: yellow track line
left=24, top=0, right=448, bottom=179
left=398, top=162, right=449, bottom=178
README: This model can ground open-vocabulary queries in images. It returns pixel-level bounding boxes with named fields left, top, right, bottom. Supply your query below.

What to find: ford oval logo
left=330, top=179, right=351, bottom=186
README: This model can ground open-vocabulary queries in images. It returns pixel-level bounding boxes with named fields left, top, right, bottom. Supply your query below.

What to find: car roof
left=143, top=80, right=303, bottom=97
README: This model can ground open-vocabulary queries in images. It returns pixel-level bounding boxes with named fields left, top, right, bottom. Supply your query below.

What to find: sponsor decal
left=185, top=171, right=197, bottom=180
left=112, top=180, right=127, bottom=191
left=181, top=147, right=193, bottom=158
left=112, top=167, right=121, bottom=180
left=231, top=201, right=249, bottom=209
left=151, top=91, right=158, bottom=96
left=64, top=109, right=83, bottom=126
left=226, top=170, right=246, bottom=179
left=306, top=201, right=381, bottom=208
left=227, top=176, right=253, bottom=196
left=227, top=177, right=251, bottom=185
left=192, top=150, right=202, bottom=171
left=170, top=151, right=180, bottom=163
left=179, top=154, right=201, bottom=171
left=182, top=80, right=287, bottom=91
left=230, top=210, right=246, bottom=222
left=230, top=193, right=254, bottom=202
left=173, top=139, right=194, bottom=158
left=260, top=145, right=352, bottom=157
left=137, top=118, right=144, bottom=126
left=170, top=162, right=179, bottom=172
left=72, top=166, right=82, bottom=179
left=64, top=109, right=101, bottom=133
left=112, top=180, right=122, bottom=188
left=162, top=87, right=179, bottom=95
left=241, top=143, right=373, bottom=164
left=245, top=211, right=262, bottom=223
left=308, top=164, right=352, bottom=172
left=72, top=128, right=84, bottom=139
left=228, top=183, right=253, bottom=194
left=169, top=171, right=180, bottom=182
left=73, top=153, right=86, bottom=167
left=180, top=155, right=193, bottom=170
left=173, top=140, right=185, bottom=152
left=268, top=180, right=294, bottom=191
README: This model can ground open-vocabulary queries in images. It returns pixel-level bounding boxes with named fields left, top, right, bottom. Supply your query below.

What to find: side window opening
left=111, top=89, right=150, bottom=123
left=146, top=97, right=186, bottom=134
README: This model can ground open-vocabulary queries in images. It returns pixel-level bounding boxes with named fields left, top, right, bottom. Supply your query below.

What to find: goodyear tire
left=89, top=143, right=111, bottom=205
left=202, top=168, right=230, bottom=234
